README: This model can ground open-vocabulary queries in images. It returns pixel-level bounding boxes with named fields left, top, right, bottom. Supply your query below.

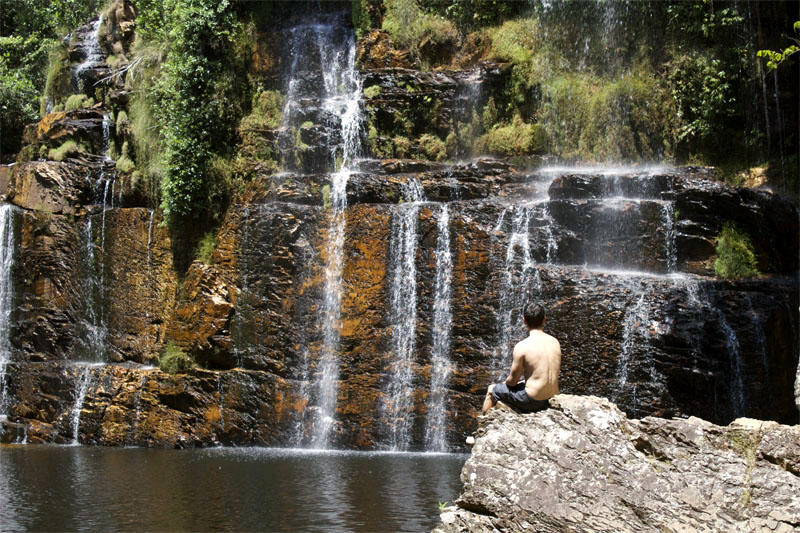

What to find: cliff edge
left=436, top=395, right=800, bottom=532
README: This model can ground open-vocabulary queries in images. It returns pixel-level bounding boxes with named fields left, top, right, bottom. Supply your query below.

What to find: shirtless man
left=482, top=303, right=561, bottom=414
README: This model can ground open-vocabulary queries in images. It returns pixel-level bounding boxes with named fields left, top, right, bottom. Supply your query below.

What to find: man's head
left=523, top=303, right=545, bottom=330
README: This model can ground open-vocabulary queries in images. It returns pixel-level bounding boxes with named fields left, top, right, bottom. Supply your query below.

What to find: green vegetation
left=240, top=90, right=283, bottom=130
left=321, top=184, right=332, bottom=209
left=48, top=140, right=83, bottom=161
left=159, top=341, right=195, bottom=373
left=383, top=0, right=457, bottom=65
left=363, top=85, right=381, bottom=99
left=65, top=94, right=92, bottom=111
left=480, top=115, right=546, bottom=157
left=418, top=133, right=446, bottom=161
left=758, top=21, right=799, bottom=70
left=1, top=1, right=101, bottom=155
left=115, top=154, right=135, bottom=173
left=123, top=0, right=254, bottom=226
left=115, top=110, right=129, bottom=136
left=714, top=223, right=759, bottom=280
left=351, top=0, right=371, bottom=40
left=194, top=231, right=218, bottom=264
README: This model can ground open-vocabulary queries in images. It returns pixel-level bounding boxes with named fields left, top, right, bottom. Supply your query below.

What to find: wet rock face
left=4, top=158, right=799, bottom=449
left=10, top=208, right=176, bottom=364
left=436, top=395, right=800, bottom=533
left=9, top=161, right=99, bottom=215
left=0, top=362, right=294, bottom=447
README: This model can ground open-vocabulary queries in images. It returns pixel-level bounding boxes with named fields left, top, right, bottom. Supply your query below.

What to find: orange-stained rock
left=168, top=263, right=235, bottom=368
left=9, top=161, right=96, bottom=215
left=357, top=30, right=412, bottom=69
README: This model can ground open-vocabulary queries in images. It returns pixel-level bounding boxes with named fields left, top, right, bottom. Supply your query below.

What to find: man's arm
left=505, top=345, right=524, bottom=386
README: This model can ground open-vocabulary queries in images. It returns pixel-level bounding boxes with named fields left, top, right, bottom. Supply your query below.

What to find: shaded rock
left=356, top=30, right=412, bottom=70
left=436, top=395, right=800, bottom=532
left=168, top=263, right=236, bottom=369
left=0, top=164, right=11, bottom=199
left=9, top=161, right=98, bottom=215
left=1, top=362, right=297, bottom=447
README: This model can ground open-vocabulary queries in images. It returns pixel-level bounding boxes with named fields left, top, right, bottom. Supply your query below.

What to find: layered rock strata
left=436, top=395, right=800, bottom=532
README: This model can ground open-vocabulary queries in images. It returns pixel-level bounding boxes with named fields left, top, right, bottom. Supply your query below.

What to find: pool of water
left=0, top=445, right=467, bottom=532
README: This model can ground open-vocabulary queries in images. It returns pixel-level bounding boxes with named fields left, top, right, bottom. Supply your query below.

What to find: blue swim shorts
left=491, top=382, right=550, bottom=412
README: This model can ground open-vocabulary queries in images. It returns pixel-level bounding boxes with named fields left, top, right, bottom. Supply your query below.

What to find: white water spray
left=424, top=204, right=453, bottom=452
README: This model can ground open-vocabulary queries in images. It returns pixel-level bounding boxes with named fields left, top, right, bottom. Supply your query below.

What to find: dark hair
left=523, top=303, right=545, bottom=329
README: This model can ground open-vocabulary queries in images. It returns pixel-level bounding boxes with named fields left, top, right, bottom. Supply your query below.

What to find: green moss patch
left=714, top=223, right=759, bottom=279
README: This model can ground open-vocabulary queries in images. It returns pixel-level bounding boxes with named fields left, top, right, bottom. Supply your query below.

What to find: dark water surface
left=0, top=445, right=467, bottom=532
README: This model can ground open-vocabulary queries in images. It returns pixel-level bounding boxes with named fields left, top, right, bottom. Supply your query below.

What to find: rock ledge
left=436, top=395, right=800, bottom=532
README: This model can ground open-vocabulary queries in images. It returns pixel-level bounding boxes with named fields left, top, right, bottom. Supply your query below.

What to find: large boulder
left=436, top=395, right=800, bottom=532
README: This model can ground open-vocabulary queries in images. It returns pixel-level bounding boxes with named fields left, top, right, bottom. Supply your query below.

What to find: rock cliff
left=436, top=395, right=800, bottom=532
left=0, top=3, right=798, bottom=450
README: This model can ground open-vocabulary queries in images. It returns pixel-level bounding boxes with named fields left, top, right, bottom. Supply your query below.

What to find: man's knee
left=487, top=384, right=495, bottom=395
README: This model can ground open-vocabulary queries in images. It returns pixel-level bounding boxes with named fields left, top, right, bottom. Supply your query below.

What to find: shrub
left=481, top=115, right=546, bottom=156
left=65, top=94, right=90, bottom=111
left=240, top=89, right=283, bottom=130
left=115, top=154, right=135, bottom=173
left=159, top=341, right=195, bottom=373
left=195, top=231, right=218, bottom=264
left=383, top=0, right=458, bottom=64
left=714, top=223, right=759, bottom=279
left=538, top=69, right=675, bottom=161
left=48, top=140, right=82, bottom=161
left=115, top=110, right=129, bottom=136
left=363, top=85, right=381, bottom=99
left=40, top=43, right=71, bottom=116
left=418, top=133, right=447, bottom=161
left=393, top=136, right=411, bottom=158
left=0, top=66, right=39, bottom=155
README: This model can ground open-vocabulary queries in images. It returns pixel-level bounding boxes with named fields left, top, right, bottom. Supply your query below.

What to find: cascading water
left=383, top=179, right=425, bottom=450
left=70, top=364, right=95, bottom=444
left=494, top=205, right=539, bottom=377
left=0, top=205, right=15, bottom=417
left=716, top=308, right=747, bottom=419
left=613, top=284, right=651, bottom=406
left=73, top=16, right=104, bottom=94
left=424, top=204, right=453, bottom=452
left=661, top=201, right=677, bottom=273
left=282, top=16, right=363, bottom=449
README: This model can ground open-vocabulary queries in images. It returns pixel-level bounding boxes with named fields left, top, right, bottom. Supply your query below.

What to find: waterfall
left=661, top=201, right=677, bottom=273
left=383, top=179, right=424, bottom=450
left=424, top=205, right=453, bottom=452
left=79, top=214, right=108, bottom=361
left=0, top=205, right=15, bottom=416
left=146, top=209, right=154, bottom=269
left=494, top=205, right=539, bottom=377
left=281, top=16, right=363, bottom=449
left=717, top=308, right=746, bottom=419
left=70, top=364, right=95, bottom=444
left=73, top=16, right=104, bottom=94
left=613, top=285, right=650, bottom=405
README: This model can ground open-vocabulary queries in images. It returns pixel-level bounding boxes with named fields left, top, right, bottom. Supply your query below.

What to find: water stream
left=0, top=205, right=15, bottom=417
left=73, top=16, right=104, bottom=93
left=424, top=204, right=454, bottom=452
left=383, top=179, right=425, bottom=450
left=283, top=16, right=363, bottom=448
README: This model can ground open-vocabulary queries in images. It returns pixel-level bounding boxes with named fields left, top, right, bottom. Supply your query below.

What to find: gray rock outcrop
left=436, top=395, right=800, bottom=532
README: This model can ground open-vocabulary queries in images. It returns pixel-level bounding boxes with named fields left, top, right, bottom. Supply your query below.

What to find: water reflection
left=0, top=446, right=466, bottom=532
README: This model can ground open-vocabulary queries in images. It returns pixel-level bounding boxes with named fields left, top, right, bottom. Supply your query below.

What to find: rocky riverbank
left=436, top=395, right=800, bottom=532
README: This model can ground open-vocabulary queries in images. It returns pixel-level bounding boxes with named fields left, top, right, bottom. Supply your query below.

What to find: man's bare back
left=514, top=329, right=561, bottom=401
left=482, top=303, right=562, bottom=415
